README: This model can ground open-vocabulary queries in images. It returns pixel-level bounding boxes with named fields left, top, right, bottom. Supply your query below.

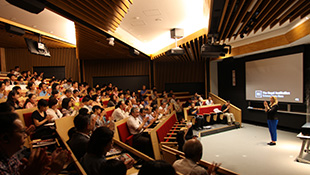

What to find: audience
left=99, top=159, right=127, bottom=175
left=67, top=114, right=93, bottom=161
left=206, top=96, right=214, bottom=105
left=0, top=68, right=231, bottom=175
left=138, top=160, right=176, bottom=175
left=23, top=94, right=37, bottom=109
left=221, top=100, right=236, bottom=125
left=112, top=101, right=130, bottom=122
left=127, top=107, right=153, bottom=157
left=0, top=112, right=69, bottom=175
left=91, top=105, right=104, bottom=129
left=46, top=97, right=63, bottom=121
left=80, top=126, right=134, bottom=175
left=31, top=99, right=54, bottom=139
left=6, top=91, right=23, bottom=110
left=61, top=97, right=78, bottom=117
left=173, top=139, right=220, bottom=175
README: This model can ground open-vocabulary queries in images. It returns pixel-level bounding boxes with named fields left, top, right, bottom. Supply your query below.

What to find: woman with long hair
left=24, top=94, right=37, bottom=109
left=264, top=96, right=279, bottom=146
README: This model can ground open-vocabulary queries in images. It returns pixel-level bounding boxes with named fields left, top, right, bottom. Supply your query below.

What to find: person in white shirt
left=70, top=81, right=79, bottom=92
left=34, top=76, right=42, bottom=86
left=46, top=97, right=63, bottom=122
left=112, top=101, right=130, bottom=122
left=59, top=89, right=72, bottom=103
left=72, top=90, right=80, bottom=104
left=127, top=107, right=153, bottom=157
left=81, top=96, right=93, bottom=113
left=206, top=96, right=214, bottom=106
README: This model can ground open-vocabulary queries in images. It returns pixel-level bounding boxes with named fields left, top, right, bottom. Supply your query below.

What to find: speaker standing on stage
left=264, top=96, right=279, bottom=146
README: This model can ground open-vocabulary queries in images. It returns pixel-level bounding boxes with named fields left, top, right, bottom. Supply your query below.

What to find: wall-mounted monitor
left=24, top=38, right=51, bottom=57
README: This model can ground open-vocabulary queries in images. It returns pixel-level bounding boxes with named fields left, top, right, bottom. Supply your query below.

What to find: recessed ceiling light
left=32, top=25, right=37, bottom=28
left=50, top=31, right=53, bottom=33
left=134, top=17, right=140, bottom=20
left=155, top=18, right=162, bottom=22
left=10, top=17, right=16, bottom=21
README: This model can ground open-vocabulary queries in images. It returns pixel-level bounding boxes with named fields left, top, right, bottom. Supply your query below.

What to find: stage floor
left=199, top=123, right=310, bottom=175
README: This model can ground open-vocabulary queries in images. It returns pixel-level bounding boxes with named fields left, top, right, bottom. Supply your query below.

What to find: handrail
left=161, top=145, right=239, bottom=175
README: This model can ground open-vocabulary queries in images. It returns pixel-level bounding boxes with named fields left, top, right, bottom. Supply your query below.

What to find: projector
left=166, top=47, right=185, bottom=55
left=301, top=122, right=310, bottom=136
left=201, top=44, right=231, bottom=57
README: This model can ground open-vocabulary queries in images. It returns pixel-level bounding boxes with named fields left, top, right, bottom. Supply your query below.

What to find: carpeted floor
left=199, top=123, right=310, bottom=175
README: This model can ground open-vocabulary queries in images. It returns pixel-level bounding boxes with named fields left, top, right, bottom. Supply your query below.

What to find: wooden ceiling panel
left=47, top=0, right=132, bottom=33
left=153, top=0, right=309, bottom=61
left=75, top=23, right=149, bottom=60
left=0, top=22, right=74, bottom=49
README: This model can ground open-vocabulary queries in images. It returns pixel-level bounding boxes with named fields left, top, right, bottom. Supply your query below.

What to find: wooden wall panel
left=5, top=48, right=78, bottom=81
left=83, top=59, right=150, bottom=86
left=154, top=61, right=205, bottom=91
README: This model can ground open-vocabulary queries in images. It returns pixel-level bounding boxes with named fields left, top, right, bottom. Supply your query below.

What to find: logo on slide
left=255, top=90, right=263, bottom=98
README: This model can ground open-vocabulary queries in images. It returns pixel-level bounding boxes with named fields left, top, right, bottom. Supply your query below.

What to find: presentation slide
left=246, top=53, right=303, bottom=103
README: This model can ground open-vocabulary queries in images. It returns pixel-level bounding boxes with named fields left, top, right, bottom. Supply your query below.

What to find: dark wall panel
left=5, top=48, right=78, bottom=81
left=83, top=59, right=150, bottom=87
left=154, top=61, right=205, bottom=94
left=93, top=75, right=149, bottom=92
left=218, top=45, right=309, bottom=131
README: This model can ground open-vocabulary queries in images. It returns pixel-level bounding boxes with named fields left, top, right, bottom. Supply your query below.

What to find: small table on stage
left=296, top=133, right=310, bottom=164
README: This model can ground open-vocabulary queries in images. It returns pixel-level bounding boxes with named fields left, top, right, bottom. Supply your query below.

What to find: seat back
left=117, top=122, right=131, bottom=143
left=105, top=106, right=115, bottom=121
left=55, top=115, right=76, bottom=142
left=23, top=112, right=33, bottom=127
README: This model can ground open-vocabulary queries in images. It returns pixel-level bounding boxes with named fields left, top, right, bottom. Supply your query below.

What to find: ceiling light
left=107, top=37, right=114, bottom=46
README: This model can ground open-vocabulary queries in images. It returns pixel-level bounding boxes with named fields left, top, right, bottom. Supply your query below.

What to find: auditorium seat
left=116, top=122, right=133, bottom=146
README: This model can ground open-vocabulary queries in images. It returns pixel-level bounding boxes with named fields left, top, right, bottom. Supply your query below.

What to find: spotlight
left=107, top=37, right=114, bottom=46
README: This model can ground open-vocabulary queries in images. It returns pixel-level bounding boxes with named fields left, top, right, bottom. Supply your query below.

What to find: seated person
left=196, top=97, right=203, bottom=106
left=91, top=105, right=104, bottom=129
left=127, top=107, right=153, bottom=157
left=50, top=89, right=60, bottom=100
left=221, top=100, right=236, bottom=125
left=0, top=112, right=69, bottom=175
left=38, top=83, right=49, bottom=97
left=81, top=96, right=93, bottom=113
left=6, top=91, right=23, bottom=110
left=72, top=89, right=80, bottom=104
left=99, top=159, right=127, bottom=175
left=59, top=89, right=72, bottom=103
left=173, top=139, right=219, bottom=175
left=112, top=101, right=130, bottom=122
left=0, top=81, right=8, bottom=99
left=107, top=94, right=118, bottom=107
left=138, top=160, right=176, bottom=175
left=46, top=97, right=63, bottom=121
left=31, top=99, right=54, bottom=139
left=61, top=97, right=78, bottom=117
left=139, top=108, right=156, bottom=128
left=189, top=103, right=204, bottom=130
left=92, top=94, right=103, bottom=108
left=26, top=82, right=37, bottom=96
left=23, top=94, right=37, bottom=109
left=80, top=127, right=134, bottom=175
left=206, top=96, right=214, bottom=105
left=174, top=98, right=184, bottom=121
left=140, top=85, right=148, bottom=99
left=67, top=114, right=93, bottom=161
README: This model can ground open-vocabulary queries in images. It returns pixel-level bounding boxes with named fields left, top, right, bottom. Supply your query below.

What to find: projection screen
left=246, top=53, right=303, bottom=103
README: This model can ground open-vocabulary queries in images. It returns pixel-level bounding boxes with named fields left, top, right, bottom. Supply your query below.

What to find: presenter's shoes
left=267, top=142, right=276, bottom=146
